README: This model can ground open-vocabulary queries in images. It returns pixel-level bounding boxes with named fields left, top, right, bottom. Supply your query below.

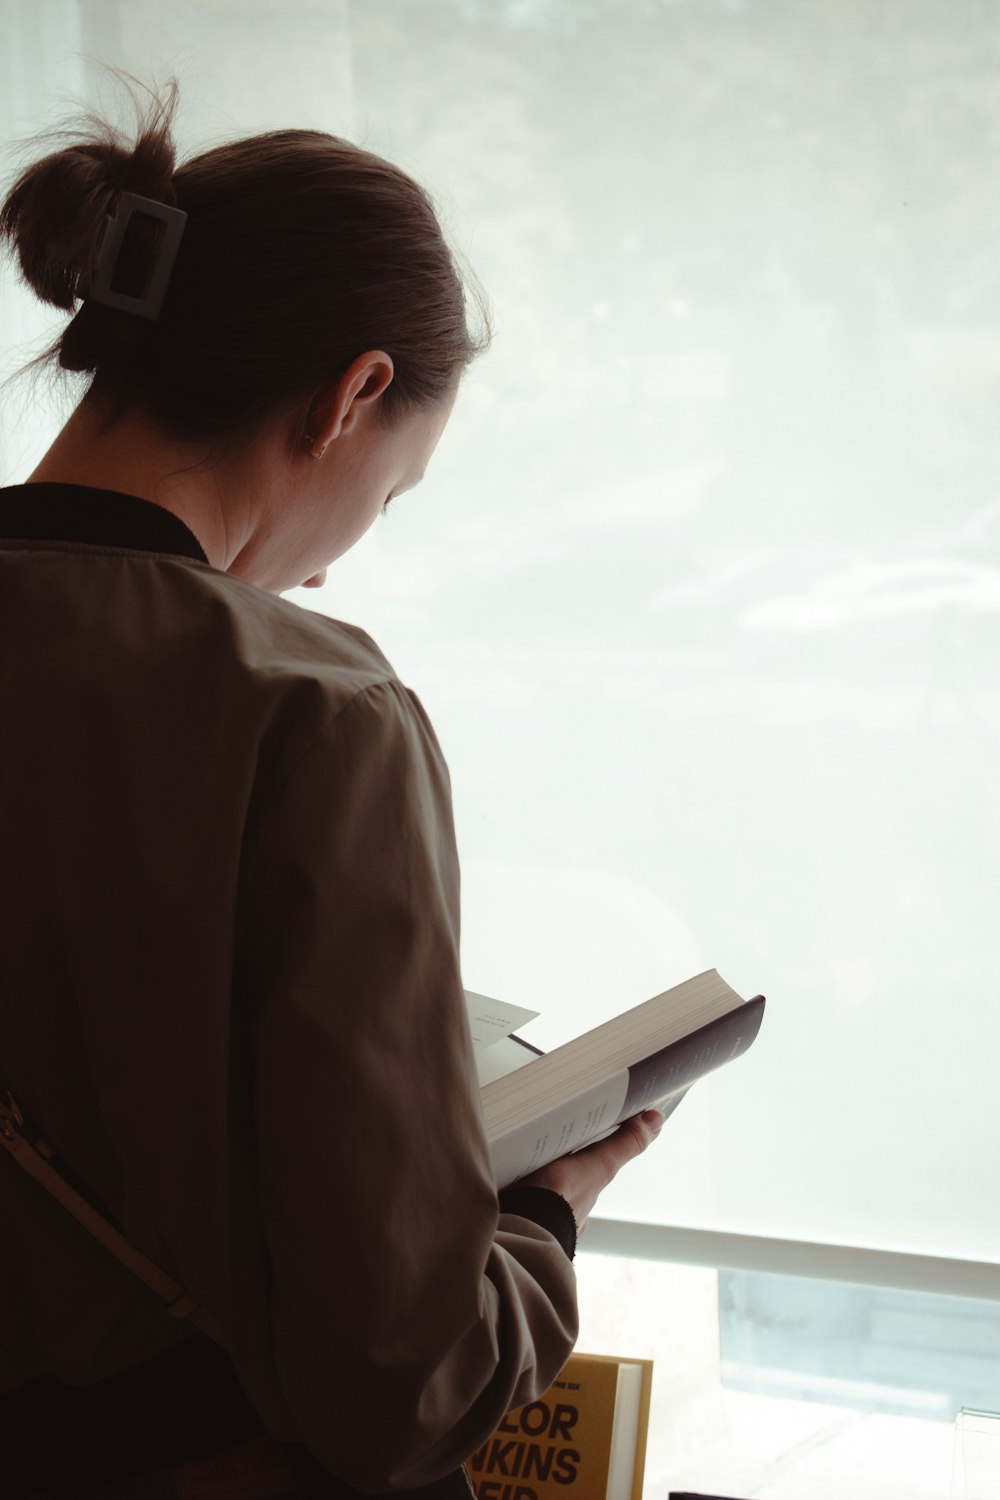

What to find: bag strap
left=1, top=1089, right=480, bottom=1498
left=0, top=1086, right=225, bottom=1346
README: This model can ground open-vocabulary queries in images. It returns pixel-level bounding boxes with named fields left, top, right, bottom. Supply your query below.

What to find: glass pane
left=3, top=0, right=998, bottom=1260
left=575, top=1249, right=960, bottom=1500
left=320, top=0, right=1000, bottom=1260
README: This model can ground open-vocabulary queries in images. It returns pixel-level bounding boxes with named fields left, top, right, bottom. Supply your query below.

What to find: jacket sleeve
left=238, top=678, right=578, bottom=1493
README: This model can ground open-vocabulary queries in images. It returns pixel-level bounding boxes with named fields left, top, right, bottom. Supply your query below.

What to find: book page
left=464, top=989, right=539, bottom=1051
left=489, top=1070, right=630, bottom=1189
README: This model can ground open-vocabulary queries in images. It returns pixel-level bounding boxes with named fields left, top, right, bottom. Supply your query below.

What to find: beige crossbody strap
left=0, top=1088, right=225, bottom=1347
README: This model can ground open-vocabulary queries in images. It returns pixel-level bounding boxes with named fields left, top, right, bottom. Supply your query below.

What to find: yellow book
left=469, top=1351, right=654, bottom=1500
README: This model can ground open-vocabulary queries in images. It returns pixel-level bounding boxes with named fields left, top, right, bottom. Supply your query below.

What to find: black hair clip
left=86, top=190, right=187, bottom=321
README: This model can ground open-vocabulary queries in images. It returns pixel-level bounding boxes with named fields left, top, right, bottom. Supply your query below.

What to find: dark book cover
left=619, top=995, right=765, bottom=1122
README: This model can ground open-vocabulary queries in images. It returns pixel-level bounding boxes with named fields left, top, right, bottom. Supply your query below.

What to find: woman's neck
left=28, top=399, right=259, bottom=573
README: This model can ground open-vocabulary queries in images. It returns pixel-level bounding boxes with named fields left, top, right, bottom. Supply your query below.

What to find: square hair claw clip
left=86, top=190, right=188, bottom=320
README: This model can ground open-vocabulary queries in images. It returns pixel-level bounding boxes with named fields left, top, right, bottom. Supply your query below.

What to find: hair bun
left=2, top=142, right=131, bottom=311
left=0, top=75, right=179, bottom=371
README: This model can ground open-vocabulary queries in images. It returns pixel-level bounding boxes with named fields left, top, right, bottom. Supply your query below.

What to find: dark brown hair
left=0, top=74, right=493, bottom=443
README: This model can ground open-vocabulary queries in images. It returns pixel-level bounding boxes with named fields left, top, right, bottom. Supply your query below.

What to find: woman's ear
left=306, top=351, right=395, bottom=449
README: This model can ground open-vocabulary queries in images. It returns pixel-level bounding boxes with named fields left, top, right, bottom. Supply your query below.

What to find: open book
left=466, top=970, right=765, bottom=1190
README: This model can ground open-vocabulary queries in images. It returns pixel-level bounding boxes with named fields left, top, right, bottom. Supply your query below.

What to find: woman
left=0, top=78, right=662, bottom=1499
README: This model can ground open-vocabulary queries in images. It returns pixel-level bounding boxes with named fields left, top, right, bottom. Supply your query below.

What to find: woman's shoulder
left=197, top=566, right=398, bottom=695
left=188, top=567, right=425, bottom=768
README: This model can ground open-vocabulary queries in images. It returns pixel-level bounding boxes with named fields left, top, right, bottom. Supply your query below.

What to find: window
left=574, top=1249, right=968, bottom=1499
left=3, top=2, right=998, bottom=1474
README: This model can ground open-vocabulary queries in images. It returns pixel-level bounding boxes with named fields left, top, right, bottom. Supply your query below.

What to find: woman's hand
left=519, top=1108, right=665, bottom=1234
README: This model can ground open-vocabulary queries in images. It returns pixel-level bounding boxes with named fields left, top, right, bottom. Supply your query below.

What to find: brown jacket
left=0, top=482, right=578, bottom=1494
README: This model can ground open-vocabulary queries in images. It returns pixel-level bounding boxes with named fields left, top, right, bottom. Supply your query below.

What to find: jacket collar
left=0, top=482, right=210, bottom=565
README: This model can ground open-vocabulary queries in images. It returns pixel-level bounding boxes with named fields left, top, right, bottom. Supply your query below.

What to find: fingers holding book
left=519, top=1108, right=665, bottom=1234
